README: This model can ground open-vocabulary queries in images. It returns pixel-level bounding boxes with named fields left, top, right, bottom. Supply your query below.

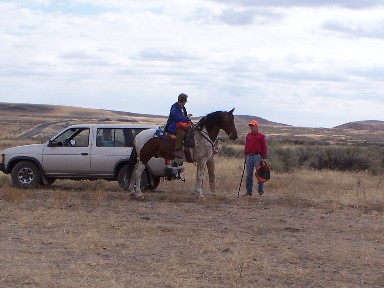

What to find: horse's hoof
left=129, top=193, right=145, bottom=201
left=196, top=195, right=206, bottom=204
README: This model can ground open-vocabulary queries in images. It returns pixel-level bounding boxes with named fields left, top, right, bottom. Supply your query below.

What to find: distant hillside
left=0, top=102, right=134, bottom=119
left=334, top=120, right=384, bottom=131
left=1, top=102, right=383, bottom=132
left=235, top=115, right=288, bottom=127
left=1, top=102, right=384, bottom=146
left=0, top=102, right=170, bottom=123
left=0, top=102, right=281, bottom=126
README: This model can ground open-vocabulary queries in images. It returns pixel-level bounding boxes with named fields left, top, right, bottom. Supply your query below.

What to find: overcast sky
left=1, top=0, right=384, bottom=128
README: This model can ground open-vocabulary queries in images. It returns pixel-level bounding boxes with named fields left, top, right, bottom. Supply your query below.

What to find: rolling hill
left=2, top=102, right=383, bottom=131
left=1, top=102, right=384, bottom=147
left=334, top=120, right=384, bottom=131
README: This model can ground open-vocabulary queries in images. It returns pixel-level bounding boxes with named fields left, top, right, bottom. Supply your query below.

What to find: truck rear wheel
left=117, top=165, right=131, bottom=190
left=11, top=161, right=41, bottom=189
left=149, top=177, right=161, bottom=191
left=117, top=165, right=151, bottom=191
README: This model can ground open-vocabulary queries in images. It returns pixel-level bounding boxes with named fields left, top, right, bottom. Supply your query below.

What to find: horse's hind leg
left=127, top=163, right=138, bottom=194
left=128, top=161, right=146, bottom=199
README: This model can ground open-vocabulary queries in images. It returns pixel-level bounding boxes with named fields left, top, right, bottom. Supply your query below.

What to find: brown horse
left=128, top=108, right=238, bottom=200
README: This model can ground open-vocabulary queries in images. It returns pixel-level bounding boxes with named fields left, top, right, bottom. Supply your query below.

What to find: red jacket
left=244, top=131, right=267, bottom=158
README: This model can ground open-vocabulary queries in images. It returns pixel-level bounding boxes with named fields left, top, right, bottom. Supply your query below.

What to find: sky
left=1, top=0, right=384, bottom=128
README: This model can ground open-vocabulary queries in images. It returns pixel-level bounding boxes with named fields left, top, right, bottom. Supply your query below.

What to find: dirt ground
left=1, top=178, right=384, bottom=288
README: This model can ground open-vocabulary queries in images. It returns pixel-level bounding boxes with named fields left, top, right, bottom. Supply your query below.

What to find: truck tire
left=11, top=161, right=42, bottom=189
left=148, top=177, right=161, bottom=191
left=117, top=165, right=151, bottom=191
left=117, top=165, right=131, bottom=190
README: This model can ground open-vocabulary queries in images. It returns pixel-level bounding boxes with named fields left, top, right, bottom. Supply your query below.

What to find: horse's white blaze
left=134, top=129, right=156, bottom=151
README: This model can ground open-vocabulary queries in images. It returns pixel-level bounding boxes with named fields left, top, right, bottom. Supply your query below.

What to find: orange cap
left=249, top=120, right=259, bottom=127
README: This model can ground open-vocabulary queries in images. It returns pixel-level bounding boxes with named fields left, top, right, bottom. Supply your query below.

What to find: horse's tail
left=128, top=146, right=138, bottom=172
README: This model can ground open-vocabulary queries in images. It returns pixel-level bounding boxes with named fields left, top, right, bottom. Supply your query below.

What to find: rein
left=197, top=128, right=216, bottom=150
left=189, top=122, right=217, bottom=166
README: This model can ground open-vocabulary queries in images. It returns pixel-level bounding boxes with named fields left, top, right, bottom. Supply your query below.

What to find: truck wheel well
left=9, top=157, right=42, bottom=174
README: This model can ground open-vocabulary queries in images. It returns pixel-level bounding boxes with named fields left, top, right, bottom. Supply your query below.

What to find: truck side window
left=123, top=128, right=134, bottom=147
left=96, top=128, right=130, bottom=147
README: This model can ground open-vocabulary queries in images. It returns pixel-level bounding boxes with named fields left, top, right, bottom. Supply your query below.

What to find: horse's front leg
left=195, top=158, right=209, bottom=198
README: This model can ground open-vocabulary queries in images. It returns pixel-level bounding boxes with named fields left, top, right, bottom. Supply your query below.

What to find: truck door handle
left=81, top=153, right=88, bottom=156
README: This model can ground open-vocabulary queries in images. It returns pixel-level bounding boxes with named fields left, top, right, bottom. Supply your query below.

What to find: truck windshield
left=51, top=128, right=90, bottom=147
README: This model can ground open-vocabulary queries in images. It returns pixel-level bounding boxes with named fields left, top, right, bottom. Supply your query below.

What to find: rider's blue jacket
left=165, top=102, right=190, bottom=134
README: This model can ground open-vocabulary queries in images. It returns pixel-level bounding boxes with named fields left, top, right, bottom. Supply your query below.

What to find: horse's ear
left=229, top=108, right=235, bottom=114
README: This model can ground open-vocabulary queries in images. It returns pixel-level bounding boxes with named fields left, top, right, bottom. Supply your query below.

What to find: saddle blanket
left=153, top=129, right=175, bottom=141
left=153, top=129, right=166, bottom=138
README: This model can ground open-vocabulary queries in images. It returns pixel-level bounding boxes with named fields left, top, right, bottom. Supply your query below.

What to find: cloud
left=207, top=0, right=384, bottom=9
left=215, top=8, right=283, bottom=26
left=138, top=48, right=201, bottom=61
left=1, top=1, right=384, bottom=127
left=323, top=18, right=384, bottom=39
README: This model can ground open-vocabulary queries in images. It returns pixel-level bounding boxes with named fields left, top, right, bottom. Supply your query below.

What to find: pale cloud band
left=0, top=0, right=383, bottom=127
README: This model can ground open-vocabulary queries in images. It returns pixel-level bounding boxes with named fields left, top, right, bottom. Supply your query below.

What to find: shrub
left=219, top=144, right=243, bottom=158
left=268, top=146, right=298, bottom=173
left=217, top=142, right=383, bottom=175
left=308, top=147, right=371, bottom=171
left=265, top=145, right=381, bottom=174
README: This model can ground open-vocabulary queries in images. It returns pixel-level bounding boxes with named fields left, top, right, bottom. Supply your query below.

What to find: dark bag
left=255, top=161, right=270, bottom=183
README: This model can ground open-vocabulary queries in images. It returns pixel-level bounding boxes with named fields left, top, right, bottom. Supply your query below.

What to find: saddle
left=154, top=127, right=196, bottom=147
left=153, top=128, right=195, bottom=163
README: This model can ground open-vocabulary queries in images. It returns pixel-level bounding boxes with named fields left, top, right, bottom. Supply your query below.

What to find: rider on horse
left=164, top=93, right=192, bottom=158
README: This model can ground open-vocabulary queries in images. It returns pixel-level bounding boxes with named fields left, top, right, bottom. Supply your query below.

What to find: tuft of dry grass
left=160, top=156, right=384, bottom=213
left=2, top=186, right=27, bottom=203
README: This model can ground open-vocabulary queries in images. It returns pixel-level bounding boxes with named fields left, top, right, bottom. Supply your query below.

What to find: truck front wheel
left=11, top=161, right=41, bottom=189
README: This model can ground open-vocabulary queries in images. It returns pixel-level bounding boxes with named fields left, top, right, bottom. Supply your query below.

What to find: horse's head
left=201, top=108, right=238, bottom=142
left=221, top=108, right=238, bottom=141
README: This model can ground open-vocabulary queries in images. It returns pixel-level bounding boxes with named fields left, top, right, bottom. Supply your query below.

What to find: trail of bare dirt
left=18, top=121, right=62, bottom=139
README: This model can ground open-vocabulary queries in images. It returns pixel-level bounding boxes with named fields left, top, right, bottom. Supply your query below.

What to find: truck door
left=91, top=128, right=133, bottom=175
left=42, top=128, right=91, bottom=175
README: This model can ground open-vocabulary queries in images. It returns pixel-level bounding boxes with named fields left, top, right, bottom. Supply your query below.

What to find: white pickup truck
left=0, top=124, right=184, bottom=190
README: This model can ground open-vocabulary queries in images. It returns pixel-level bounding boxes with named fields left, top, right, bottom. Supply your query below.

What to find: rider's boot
left=173, top=128, right=185, bottom=158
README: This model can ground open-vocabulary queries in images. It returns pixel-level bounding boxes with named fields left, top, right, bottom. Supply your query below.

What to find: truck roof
left=67, top=124, right=159, bottom=129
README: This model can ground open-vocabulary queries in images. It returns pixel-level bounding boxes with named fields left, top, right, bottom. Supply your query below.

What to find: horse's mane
left=196, top=111, right=223, bottom=131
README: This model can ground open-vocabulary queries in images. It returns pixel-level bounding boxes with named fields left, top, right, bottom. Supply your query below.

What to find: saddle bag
left=184, top=129, right=195, bottom=148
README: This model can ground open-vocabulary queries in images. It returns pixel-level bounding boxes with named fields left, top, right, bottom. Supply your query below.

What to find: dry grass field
left=1, top=103, right=384, bottom=287
left=1, top=159, right=384, bottom=287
